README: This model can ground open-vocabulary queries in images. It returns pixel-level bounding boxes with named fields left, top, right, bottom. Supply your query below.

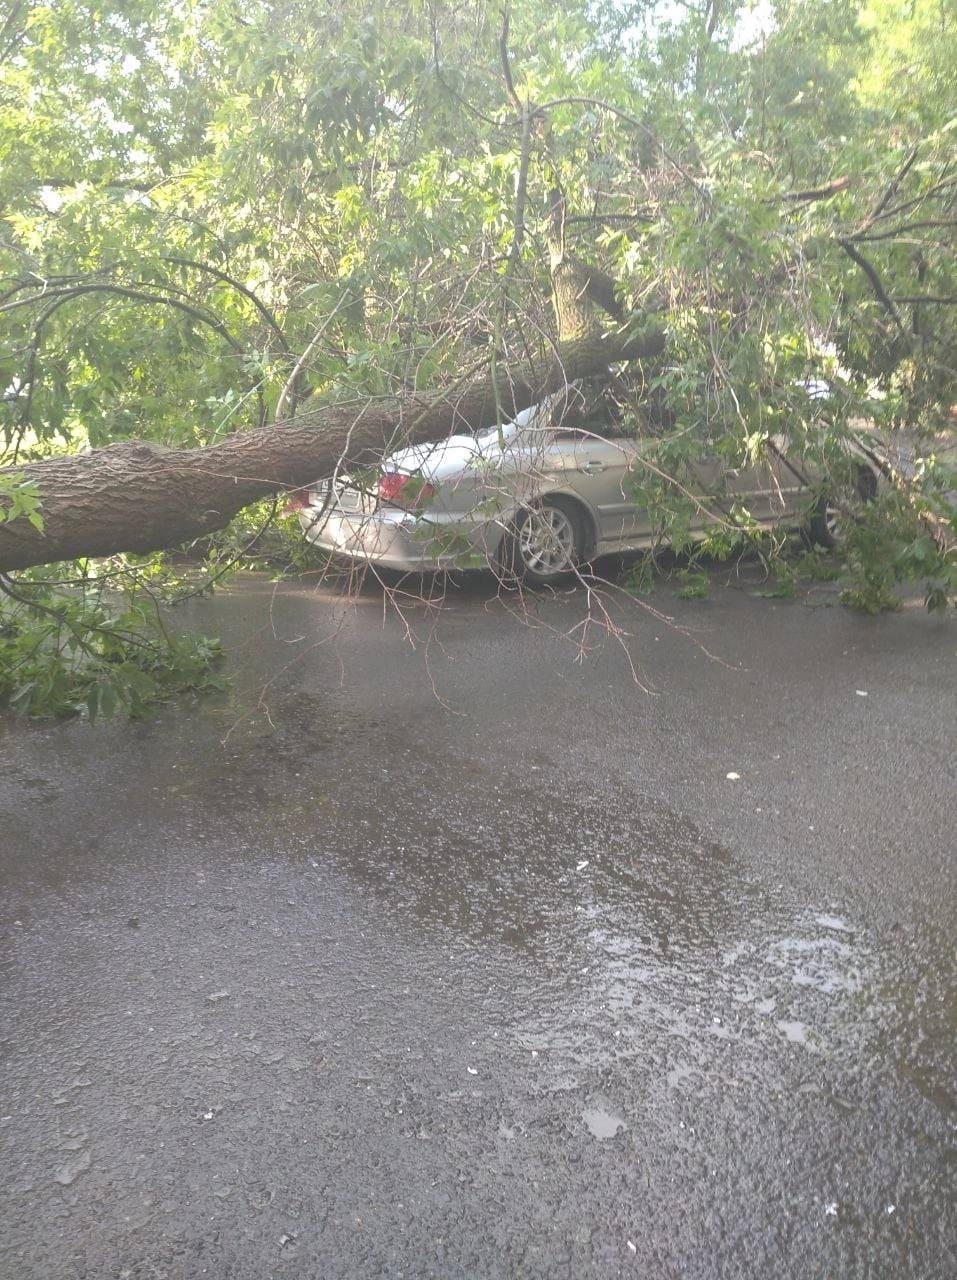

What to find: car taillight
left=281, top=488, right=313, bottom=516
left=377, top=472, right=434, bottom=508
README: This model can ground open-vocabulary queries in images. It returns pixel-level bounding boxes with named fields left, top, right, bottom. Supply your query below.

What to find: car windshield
left=474, top=420, right=521, bottom=445
left=472, top=399, right=554, bottom=444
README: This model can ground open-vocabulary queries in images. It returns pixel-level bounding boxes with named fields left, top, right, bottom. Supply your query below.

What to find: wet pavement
left=1, top=569, right=954, bottom=1278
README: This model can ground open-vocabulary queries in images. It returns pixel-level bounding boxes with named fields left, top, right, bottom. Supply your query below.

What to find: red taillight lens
left=281, top=489, right=312, bottom=516
left=377, top=473, right=434, bottom=508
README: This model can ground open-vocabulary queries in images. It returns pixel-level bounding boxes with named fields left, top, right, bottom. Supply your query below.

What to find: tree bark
left=548, top=189, right=625, bottom=341
left=0, top=325, right=664, bottom=572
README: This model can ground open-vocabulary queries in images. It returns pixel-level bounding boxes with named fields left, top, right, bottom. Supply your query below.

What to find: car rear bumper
left=298, top=504, right=500, bottom=572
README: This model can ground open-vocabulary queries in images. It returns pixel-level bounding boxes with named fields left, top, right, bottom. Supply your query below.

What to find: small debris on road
left=726, top=771, right=741, bottom=780
left=53, top=1150, right=90, bottom=1186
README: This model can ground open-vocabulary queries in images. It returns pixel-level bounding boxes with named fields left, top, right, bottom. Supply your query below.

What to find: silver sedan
left=291, top=393, right=874, bottom=584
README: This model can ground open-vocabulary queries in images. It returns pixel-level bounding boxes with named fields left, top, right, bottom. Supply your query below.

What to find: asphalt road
left=1, top=567, right=954, bottom=1279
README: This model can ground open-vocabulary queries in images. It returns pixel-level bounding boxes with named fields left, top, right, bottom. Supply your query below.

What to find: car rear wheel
left=809, top=466, right=878, bottom=549
left=499, top=498, right=584, bottom=586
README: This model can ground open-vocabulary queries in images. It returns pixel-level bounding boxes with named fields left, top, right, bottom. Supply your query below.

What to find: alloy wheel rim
left=824, top=501, right=843, bottom=540
left=519, top=507, right=575, bottom=575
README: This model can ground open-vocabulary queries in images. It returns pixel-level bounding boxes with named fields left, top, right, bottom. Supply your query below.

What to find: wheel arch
left=809, top=457, right=879, bottom=549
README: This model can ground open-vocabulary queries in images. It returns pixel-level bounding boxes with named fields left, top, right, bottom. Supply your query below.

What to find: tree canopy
left=0, top=0, right=954, bottom=714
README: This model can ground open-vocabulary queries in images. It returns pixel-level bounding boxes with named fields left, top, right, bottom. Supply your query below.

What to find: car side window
left=552, top=423, right=630, bottom=441
left=549, top=396, right=629, bottom=440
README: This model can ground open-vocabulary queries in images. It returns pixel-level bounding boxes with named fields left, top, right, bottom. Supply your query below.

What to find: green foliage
left=792, top=547, right=842, bottom=583
left=753, top=568, right=797, bottom=599
left=0, top=574, right=226, bottom=719
left=622, top=552, right=659, bottom=596
left=0, top=476, right=43, bottom=530
left=676, top=570, right=711, bottom=601
left=839, top=491, right=956, bottom=613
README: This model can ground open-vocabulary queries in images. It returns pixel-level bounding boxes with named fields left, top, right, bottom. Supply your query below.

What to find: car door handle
left=578, top=460, right=606, bottom=475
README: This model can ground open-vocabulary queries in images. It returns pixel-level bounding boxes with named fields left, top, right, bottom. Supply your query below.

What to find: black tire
left=809, top=466, right=878, bottom=549
left=497, top=497, right=585, bottom=586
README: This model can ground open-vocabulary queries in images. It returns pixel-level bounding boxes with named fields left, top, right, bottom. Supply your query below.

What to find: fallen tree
left=0, top=325, right=665, bottom=574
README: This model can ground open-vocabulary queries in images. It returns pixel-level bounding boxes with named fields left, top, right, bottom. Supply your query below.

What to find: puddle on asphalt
left=776, top=1019, right=814, bottom=1046
left=501, top=884, right=951, bottom=1136
left=581, top=1102, right=627, bottom=1139
left=814, top=913, right=855, bottom=935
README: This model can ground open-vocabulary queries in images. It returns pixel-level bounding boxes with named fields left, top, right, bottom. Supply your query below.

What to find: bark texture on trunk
left=547, top=188, right=625, bottom=342
left=0, top=326, right=664, bottom=572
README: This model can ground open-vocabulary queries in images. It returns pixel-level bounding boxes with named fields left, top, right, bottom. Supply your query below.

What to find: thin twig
left=274, top=296, right=348, bottom=421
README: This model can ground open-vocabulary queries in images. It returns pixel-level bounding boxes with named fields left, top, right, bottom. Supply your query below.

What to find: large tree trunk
left=547, top=188, right=625, bottom=341
left=0, top=325, right=664, bottom=573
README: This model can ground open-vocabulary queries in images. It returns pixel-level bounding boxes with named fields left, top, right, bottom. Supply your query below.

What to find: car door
left=767, top=434, right=814, bottom=518
left=689, top=446, right=791, bottom=527
left=546, top=429, right=646, bottom=545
